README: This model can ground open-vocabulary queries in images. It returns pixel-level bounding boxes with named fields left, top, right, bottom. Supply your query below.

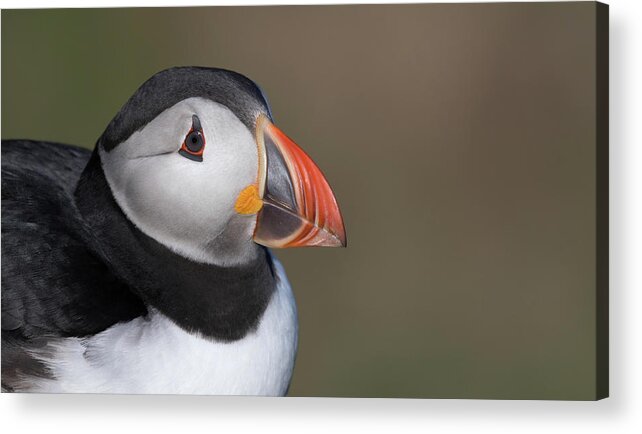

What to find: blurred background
left=2, top=3, right=601, bottom=399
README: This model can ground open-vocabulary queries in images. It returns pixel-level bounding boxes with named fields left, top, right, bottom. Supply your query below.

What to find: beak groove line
left=252, top=114, right=346, bottom=248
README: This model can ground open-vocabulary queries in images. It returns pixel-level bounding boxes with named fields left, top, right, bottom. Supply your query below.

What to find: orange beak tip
left=252, top=115, right=347, bottom=249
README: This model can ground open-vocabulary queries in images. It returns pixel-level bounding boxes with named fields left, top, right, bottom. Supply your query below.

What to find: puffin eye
left=179, top=115, right=205, bottom=162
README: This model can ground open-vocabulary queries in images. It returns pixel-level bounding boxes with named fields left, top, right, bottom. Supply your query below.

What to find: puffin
left=1, top=66, right=346, bottom=395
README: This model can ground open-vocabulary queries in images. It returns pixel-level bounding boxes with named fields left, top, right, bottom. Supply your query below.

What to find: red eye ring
left=179, top=115, right=205, bottom=162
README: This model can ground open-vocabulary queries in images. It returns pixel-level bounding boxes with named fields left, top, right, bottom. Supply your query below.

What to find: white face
left=99, top=97, right=261, bottom=266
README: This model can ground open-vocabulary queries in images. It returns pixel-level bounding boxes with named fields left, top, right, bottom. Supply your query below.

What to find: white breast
left=22, top=258, right=298, bottom=396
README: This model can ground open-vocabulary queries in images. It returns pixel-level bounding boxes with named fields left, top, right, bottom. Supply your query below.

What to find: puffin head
left=97, top=67, right=346, bottom=266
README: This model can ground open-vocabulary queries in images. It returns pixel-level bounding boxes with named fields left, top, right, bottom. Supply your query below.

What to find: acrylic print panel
left=0, top=2, right=608, bottom=400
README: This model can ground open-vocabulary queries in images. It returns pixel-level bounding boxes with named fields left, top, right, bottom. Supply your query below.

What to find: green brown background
left=1, top=2, right=607, bottom=399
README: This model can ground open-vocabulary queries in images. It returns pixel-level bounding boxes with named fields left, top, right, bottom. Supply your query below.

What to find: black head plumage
left=98, top=66, right=272, bottom=151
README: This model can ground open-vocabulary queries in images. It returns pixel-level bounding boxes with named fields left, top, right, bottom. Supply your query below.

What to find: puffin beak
left=251, top=114, right=346, bottom=248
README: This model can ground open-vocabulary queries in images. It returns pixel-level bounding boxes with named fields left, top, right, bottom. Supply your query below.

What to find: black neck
left=74, top=150, right=276, bottom=342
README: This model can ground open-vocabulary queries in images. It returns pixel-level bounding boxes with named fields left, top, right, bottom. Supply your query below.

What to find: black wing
left=1, top=140, right=146, bottom=389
